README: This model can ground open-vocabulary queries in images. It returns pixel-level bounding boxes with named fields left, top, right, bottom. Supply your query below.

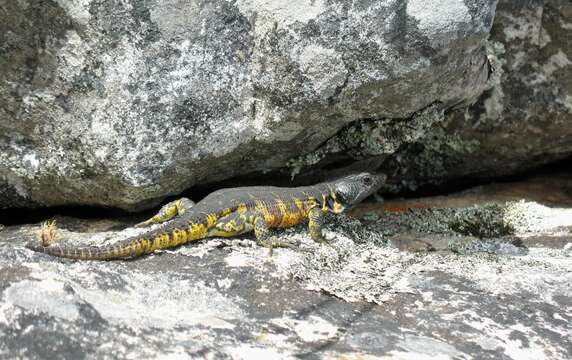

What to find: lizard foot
left=256, top=238, right=298, bottom=257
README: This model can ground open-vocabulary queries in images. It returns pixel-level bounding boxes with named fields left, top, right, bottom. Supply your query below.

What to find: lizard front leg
left=308, top=207, right=327, bottom=243
left=135, top=197, right=196, bottom=228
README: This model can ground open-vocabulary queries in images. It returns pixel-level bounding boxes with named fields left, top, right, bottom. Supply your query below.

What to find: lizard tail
left=25, top=237, right=153, bottom=260
left=26, top=223, right=202, bottom=260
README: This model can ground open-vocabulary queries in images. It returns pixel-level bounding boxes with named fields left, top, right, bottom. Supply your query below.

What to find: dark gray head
left=330, top=172, right=387, bottom=207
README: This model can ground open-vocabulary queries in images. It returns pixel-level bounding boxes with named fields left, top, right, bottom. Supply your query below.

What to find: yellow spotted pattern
left=206, top=213, right=218, bottom=227
left=274, top=198, right=307, bottom=228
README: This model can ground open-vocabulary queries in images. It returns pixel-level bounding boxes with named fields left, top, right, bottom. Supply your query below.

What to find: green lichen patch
left=485, top=40, right=507, bottom=91
left=449, top=203, right=515, bottom=239
left=286, top=103, right=445, bottom=179
left=390, top=122, right=481, bottom=191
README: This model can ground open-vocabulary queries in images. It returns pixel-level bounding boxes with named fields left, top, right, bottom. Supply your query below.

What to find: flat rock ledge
left=0, top=175, right=571, bottom=359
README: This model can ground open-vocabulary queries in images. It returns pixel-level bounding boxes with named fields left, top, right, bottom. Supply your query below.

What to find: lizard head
left=331, top=172, right=386, bottom=208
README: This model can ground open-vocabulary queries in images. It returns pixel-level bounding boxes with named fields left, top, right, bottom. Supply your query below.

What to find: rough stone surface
left=0, top=0, right=495, bottom=210
left=282, top=0, right=572, bottom=195
left=0, top=176, right=571, bottom=359
left=389, top=0, right=572, bottom=189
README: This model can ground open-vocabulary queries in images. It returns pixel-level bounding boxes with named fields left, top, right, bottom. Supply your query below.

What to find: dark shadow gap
left=1, top=155, right=571, bottom=226
left=387, top=156, right=572, bottom=200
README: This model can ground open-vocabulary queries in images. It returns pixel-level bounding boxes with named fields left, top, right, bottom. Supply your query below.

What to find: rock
left=0, top=0, right=496, bottom=210
left=391, top=0, right=572, bottom=188
left=447, top=236, right=528, bottom=255
left=1, top=177, right=571, bottom=358
left=388, top=233, right=436, bottom=252
left=564, top=243, right=572, bottom=256
left=448, top=203, right=515, bottom=238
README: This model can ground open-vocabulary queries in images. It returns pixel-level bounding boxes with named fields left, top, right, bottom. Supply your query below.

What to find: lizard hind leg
left=135, top=197, right=196, bottom=228
left=207, top=211, right=295, bottom=256
left=206, top=212, right=254, bottom=238
left=251, top=215, right=296, bottom=256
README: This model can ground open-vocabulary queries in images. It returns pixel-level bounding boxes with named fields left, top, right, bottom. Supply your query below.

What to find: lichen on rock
left=287, top=103, right=446, bottom=179
left=0, top=0, right=496, bottom=210
left=2, top=176, right=571, bottom=358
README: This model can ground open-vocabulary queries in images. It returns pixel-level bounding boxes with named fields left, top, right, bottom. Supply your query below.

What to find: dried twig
left=37, top=220, right=59, bottom=247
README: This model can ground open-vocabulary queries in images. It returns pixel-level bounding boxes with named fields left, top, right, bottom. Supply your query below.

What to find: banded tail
left=26, top=238, right=151, bottom=260
left=26, top=223, right=201, bottom=260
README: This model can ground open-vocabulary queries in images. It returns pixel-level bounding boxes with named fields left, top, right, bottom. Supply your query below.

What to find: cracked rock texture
left=391, top=0, right=572, bottom=189
left=0, top=175, right=571, bottom=359
left=0, top=0, right=495, bottom=210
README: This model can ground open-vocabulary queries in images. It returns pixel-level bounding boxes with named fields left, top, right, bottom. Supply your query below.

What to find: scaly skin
left=26, top=173, right=386, bottom=260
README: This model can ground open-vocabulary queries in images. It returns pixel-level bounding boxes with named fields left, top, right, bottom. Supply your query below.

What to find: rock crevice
left=0, top=0, right=497, bottom=210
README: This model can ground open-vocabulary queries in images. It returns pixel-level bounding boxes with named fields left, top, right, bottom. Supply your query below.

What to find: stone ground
left=0, top=174, right=571, bottom=359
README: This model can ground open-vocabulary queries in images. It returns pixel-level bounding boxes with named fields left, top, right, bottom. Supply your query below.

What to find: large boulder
left=0, top=0, right=496, bottom=210
left=388, top=0, right=572, bottom=189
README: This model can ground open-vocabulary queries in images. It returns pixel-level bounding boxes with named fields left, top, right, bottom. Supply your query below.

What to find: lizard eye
left=362, top=176, right=373, bottom=186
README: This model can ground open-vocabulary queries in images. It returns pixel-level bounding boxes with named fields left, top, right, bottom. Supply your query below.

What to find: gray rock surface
left=0, top=0, right=495, bottom=209
left=390, top=0, right=572, bottom=188
left=1, top=176, right=571, bottom=359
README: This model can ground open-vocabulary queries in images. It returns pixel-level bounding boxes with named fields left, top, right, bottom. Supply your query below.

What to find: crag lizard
left=26, top=172, right=386, bottom=260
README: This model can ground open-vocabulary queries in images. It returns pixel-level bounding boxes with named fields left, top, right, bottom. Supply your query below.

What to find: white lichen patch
left=444, top=310, right=570, bottom=359
left=151, top=347, right=194, bottom=360
left=562, top=19, right=572, bottom=31
left=295, top=44, right=348, bottom=99
left=57, top=30, right=91, bottom=82
left=443, top=249, right=571, bottom=303
left=216, top=278, right=233, bottom=290
left=225, top=344, right=293, bottom=360
left=148, top=0, right=202, bottom=38
left=501, top=8, right=543, bottom=44
left=539, top=26, right=552, bottom=48
left=396, top=334, right=463, bottom=359
left=236, top=0, right=325, bottom=35
left=272, top=315, right=339, bottom=343
left=80, top=273, right=240, bottom=329
left=503, top=200, right=572, bottom=235
left=564, top=243, right=572, bottom=257
left=323, top=352, right=396, bottom=360
left=407, top=0, right=471, bottom=35
left=224, top=250, right=258, bottom=268
left=541, top=50, right=572, bottom=78
left=3, top=278, right=80, bottom=320
left=15, top=262, right=245, bottom=330
left=53, top=0, right=92, bottom=24
left=21, top=153, right=40, bottom=174
left=564, top=95, right=572, bottom=114
left=255, top=119, right=305, bottom=144
left=294, top=232, right=419, bottom=303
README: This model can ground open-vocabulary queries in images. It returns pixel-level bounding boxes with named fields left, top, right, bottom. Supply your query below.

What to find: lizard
left=26, top=172, right=386, bottom=260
